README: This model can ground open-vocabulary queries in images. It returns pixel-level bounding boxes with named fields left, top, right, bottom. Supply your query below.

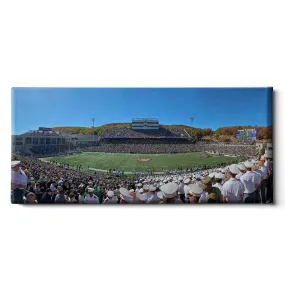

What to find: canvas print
left=11, top=87, right=273, bottom=204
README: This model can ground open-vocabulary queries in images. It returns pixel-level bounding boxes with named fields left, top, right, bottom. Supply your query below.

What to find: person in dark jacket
left=68, top=191, right=79, bottom=204
left=35, top=187, right=44, bottom=202
left=54, top=189, right=67, bottom=204
left=40, top=189, right=53, bottom=204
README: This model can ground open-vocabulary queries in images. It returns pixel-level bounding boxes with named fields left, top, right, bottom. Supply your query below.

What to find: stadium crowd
left=78, top=141, right=256, bottom=156
left=101, top=127, right=188, bottom=138
left=30, top=145, right=75, bottom=156
left=29, top=140, right=256, bottom=157
left=11, top=152, right=273, bottom=204
left=202, top=143, right=256, bottom=156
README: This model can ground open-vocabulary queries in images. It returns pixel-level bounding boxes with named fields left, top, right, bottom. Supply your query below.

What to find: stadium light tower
left=92, top=118, right=95, bottom=141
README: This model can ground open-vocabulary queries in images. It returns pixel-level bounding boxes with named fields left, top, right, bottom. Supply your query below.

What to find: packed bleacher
left=63, top=141, right=256, bottom=156
left=11, top=152, right=273, bottom=204
left=30, top=145, right=76, bottom=156
left=101, top=127, right=189, bottom=138
left=202, top=143, right=257, bottom=156
left=29, top=140, right=256, bottom=157
left=24, top=126, right=257, bottom=157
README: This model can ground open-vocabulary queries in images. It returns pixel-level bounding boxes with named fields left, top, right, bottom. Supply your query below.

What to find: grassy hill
left=52, top=123, right=205, bottom=137
left=52, top=123, right=132, bottom=136
left=52, top=123, right=272, bottom=141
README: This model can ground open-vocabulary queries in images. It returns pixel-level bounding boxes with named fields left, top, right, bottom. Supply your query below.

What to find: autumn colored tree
left=52, top=124, right=272, bottom=141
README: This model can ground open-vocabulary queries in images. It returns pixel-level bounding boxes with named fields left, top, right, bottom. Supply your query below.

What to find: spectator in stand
left=258, top=157, right=268, bottom=204
left=50, top=182, right=56, bottom=191
left=146, top=185, right=159, bottom=204
left=113, top=187, right=120, bottom=200
left=264, top=154, right=273, bottom=203
left=252, top=162, right=264, bottom=202
left=35, top=187, right=44, bottom=202
left=28, top=181, right=36, bottom=193
left=84, top=188, right=99, bottom=204
left=177, top=177, right=185, bottom=203
left=78, top=190, right=85, bottom=204
left=184, top=178, right=193, bottom=201
left=221, top=165, right=245, bottom=203
left=25, top=192, right=38, bottom=204
left=103, top=191, right=118, bottom=204
left=212, top=173, right=223, bottom=191
left=34, top=184, right=41, bottom=195
left=236, top=163, right=246, bottom=180
left=94, top=184, right=103, bottom=204
left=11, top=149, right=272, bottom=205
left=156, top=191, right=164, bottom=203
left=40, top=188, right=53, bottom=204
left=240, top=160, right=261, bottom=203
left=199, top=177, right=222, bottom=203
left=54, top=189, right=67, bottom=204
left=188, top=184, right=203, bottom=204
left=11, top=161, right=28, bottom=204
left=51, top=189, right=57, bottom=203
left=68, top=191, right=79, bottom=204
left=160, top=183, right=179, bottom=204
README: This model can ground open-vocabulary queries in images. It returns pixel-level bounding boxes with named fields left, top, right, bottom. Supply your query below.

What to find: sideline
left=89, top=168, right=164, bottom=175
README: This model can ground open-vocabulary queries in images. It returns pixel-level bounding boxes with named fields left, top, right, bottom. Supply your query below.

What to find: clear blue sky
left=11, top=87, right=272, bottom=135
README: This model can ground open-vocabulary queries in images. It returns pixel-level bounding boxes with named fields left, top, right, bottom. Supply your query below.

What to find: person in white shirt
left=175, top=193, right=183, bottom=204
left=252, top=163, right=264, bottom=202
left=84, top=188, right=99, bottom=204
left=199, top=190, right=208, bottom=203
left=136, top=183, right=142, bottom=192
left=264, top=154, right=273, bottom=203
left=259, top=158, right=268, bottom=179
left=240, top=160, right=261, bottom=203
left=208, top=173, right=216, bottom=185
left=113, top=187, right=120, bottom=199
left=183, top=178, right=191, bottom=203
left=252, top=164, right=262, bottom=183
left=103, top=191, right=118, bottom=204
left=50, top=183, right=56, bottom=191
left=160, top=182, right=179, bottom=204
left=11, top=161, right=28, bottom=204
left=78, top=190, right=85, bottom=204
left=221, top=164, right=245, bottom=203
left=146, top=185, right=159, bottom=204
left=188, top=184, right=203, bottom=204
left=156, top=191, right=164, bottom=204
left=258, top=158, right=268, bottom=203
left=119, top=187, right=135, bottom=204
left=177, top=177, right=185, bottom=203
left=264, top=156, right=273, bottom=175
left=212, top=173, right=224, bottom=191
left=236, top=163, right=246, bottom=180
left=195, top=177, right=202, bottom=185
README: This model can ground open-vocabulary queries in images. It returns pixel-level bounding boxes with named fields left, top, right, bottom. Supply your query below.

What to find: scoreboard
left=236, top=129, right=256, bottom=140
left=132, top=118, right=159, bottom=130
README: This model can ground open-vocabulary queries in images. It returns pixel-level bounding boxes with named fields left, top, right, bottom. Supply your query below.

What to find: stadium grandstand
left=11, top=120, right=273, bottom=204
left=11, top=88, right=273, bottom=205
left=101, top=127, right=190, bottom=139
left=12, top=120, right=259, bottom=157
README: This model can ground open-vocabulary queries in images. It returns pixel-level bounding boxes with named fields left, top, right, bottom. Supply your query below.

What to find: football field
left=41, top=152, right=246, bottom=172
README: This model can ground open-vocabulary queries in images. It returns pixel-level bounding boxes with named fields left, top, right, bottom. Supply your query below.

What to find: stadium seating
left=101, top=127, right=189, bottom=138
left=29, top=128, right=256, bottom=157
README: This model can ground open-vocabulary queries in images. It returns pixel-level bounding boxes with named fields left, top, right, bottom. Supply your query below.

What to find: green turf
left=41, top=152, right=247, bottom=172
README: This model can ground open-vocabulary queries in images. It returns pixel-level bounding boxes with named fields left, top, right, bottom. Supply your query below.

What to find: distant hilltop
left=51, top=123, right=272, bottom=141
